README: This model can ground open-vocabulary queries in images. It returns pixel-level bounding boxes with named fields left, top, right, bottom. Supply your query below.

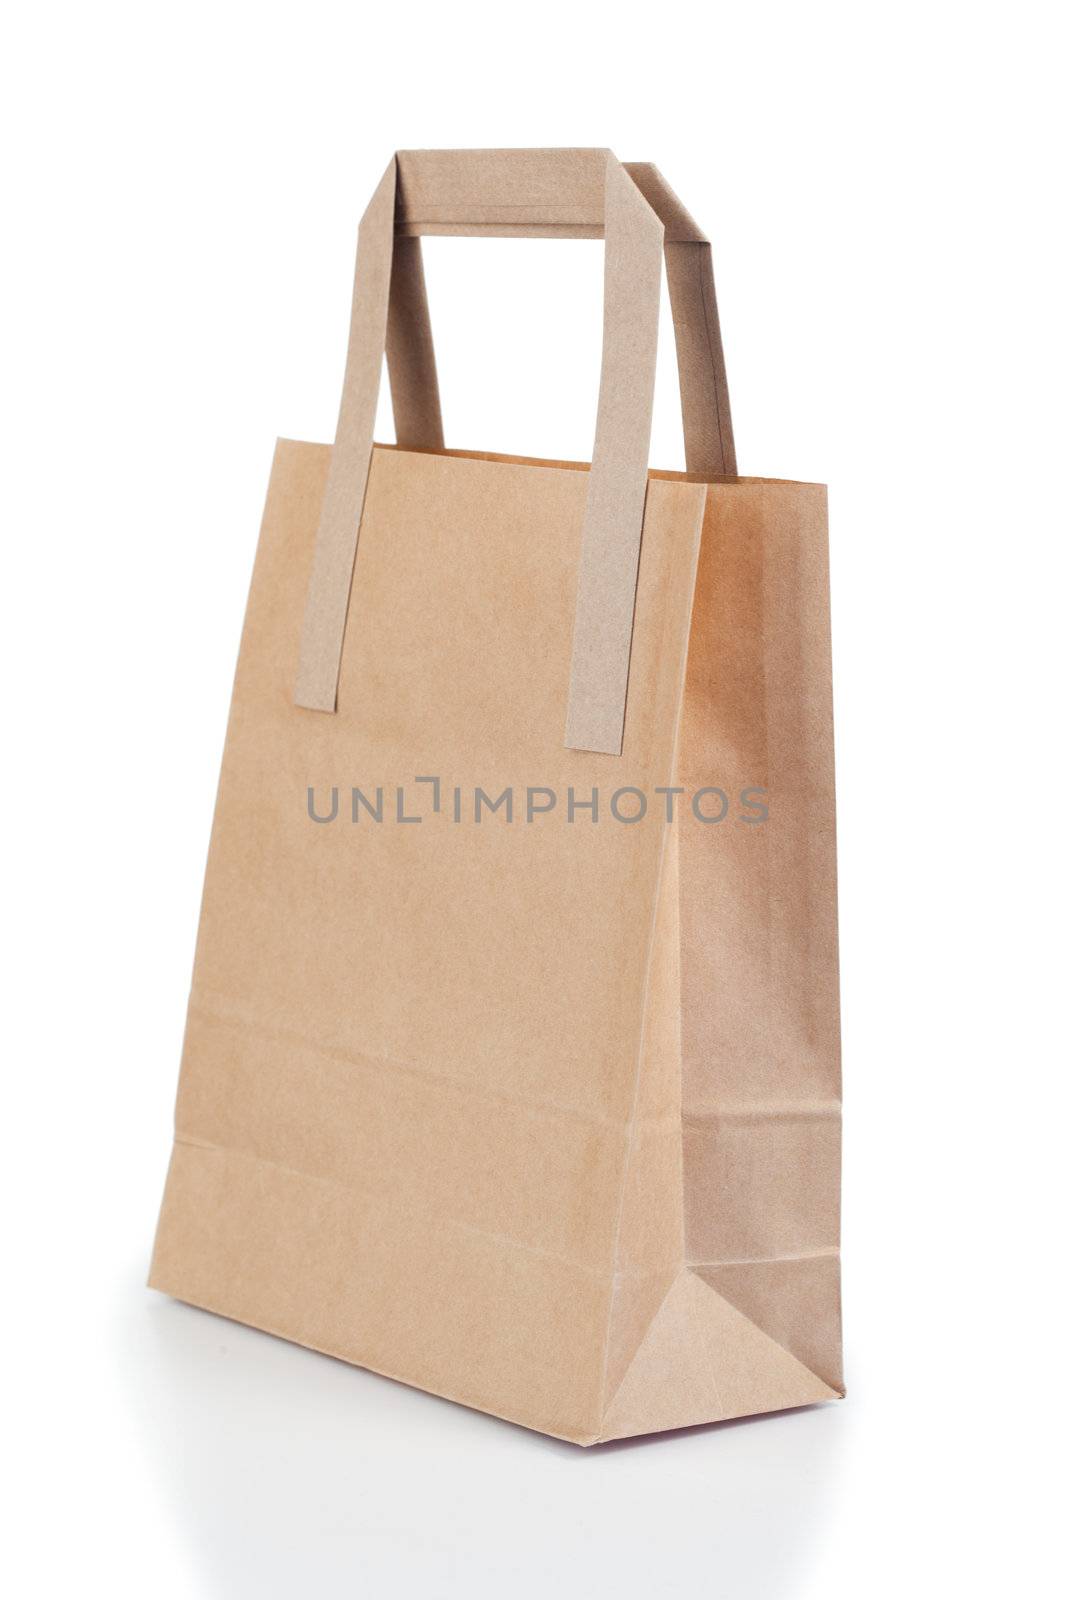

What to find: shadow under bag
left=151, top=148, right=842, bottom=1443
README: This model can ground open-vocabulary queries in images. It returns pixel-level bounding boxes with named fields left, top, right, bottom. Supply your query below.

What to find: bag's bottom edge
left=146, top=1272, right=841, bottom=1448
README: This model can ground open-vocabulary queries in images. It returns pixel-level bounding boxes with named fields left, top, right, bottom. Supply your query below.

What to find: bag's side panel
left=151, top=440, right=707, bottom=1444
left=677, top=480, right=843, bottom=1396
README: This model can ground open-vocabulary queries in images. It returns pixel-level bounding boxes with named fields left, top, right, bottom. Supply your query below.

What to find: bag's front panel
left=601, top=825, right=686, bottom=1404
left=151, top=439, right=706, bottom=1441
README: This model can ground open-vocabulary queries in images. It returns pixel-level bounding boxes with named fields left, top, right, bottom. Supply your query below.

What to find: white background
left=3, top=2, right=1064, bottom=1596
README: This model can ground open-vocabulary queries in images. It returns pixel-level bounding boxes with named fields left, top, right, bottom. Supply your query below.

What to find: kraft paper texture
left=151, top=150, right=841, bottom=1444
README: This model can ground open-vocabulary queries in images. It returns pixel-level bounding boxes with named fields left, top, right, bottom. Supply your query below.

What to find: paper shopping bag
left=151, top=149, right=842, bottom=1443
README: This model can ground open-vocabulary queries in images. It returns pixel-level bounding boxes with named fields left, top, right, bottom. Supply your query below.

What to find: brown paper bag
left=150, top=149, right=842, bottom=1443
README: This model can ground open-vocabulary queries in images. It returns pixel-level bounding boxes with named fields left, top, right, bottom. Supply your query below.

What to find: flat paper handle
left=387, top=156, right=735, bottom=481
left=295, top=149, right=732, bottom=756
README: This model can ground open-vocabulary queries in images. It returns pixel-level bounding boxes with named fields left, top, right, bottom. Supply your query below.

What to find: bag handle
left=385, top=157, right=735, bottom=482
left=294, top=149, right=735, bottom=756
